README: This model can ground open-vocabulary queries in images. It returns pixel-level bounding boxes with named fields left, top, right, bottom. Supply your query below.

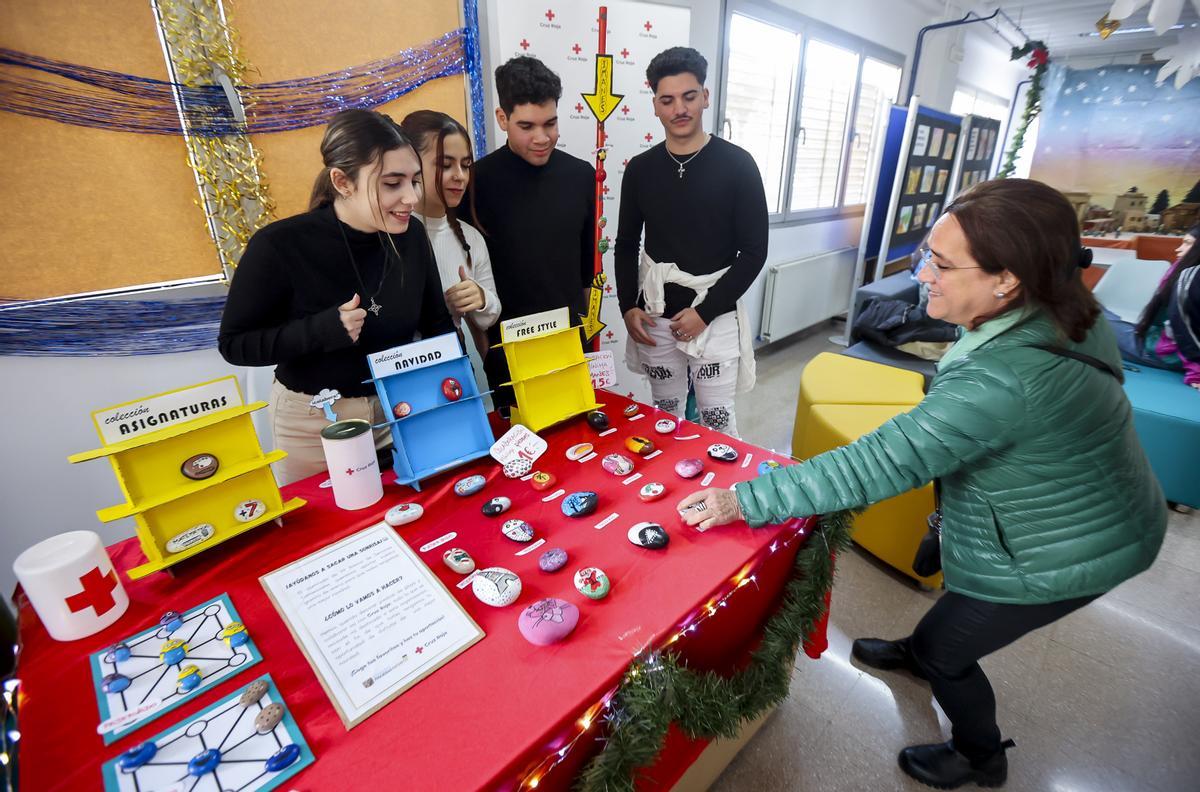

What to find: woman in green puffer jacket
left=678, top=179, right=1166, bottom=790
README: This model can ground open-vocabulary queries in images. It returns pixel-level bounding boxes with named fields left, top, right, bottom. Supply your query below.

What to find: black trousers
left=901, top=591, right=1097, bottom=760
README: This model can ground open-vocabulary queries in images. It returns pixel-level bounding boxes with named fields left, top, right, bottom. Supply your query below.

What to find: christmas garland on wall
left=998, top=40, right=1049, bottom=178
left=565, top=509, right=856, bottom=792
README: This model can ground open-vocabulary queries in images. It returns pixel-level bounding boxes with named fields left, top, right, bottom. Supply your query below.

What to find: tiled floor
left=713, top=322, right=1200, bottom=791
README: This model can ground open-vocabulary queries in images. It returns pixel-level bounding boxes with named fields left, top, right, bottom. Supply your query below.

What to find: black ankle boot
left=898, top=739, right=1014, bottom=789
left=851, top=638, right=927, bottom=679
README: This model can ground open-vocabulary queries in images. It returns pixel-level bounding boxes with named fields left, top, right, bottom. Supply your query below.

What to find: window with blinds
left=721, top=6, right=903, bottom=223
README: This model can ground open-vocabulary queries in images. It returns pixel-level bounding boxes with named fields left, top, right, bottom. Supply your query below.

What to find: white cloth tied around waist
left=625, top=251, right=756, bottom=392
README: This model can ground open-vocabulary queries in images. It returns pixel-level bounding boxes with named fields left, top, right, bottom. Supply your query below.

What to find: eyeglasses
left=917, top=247, right=983, bottom=280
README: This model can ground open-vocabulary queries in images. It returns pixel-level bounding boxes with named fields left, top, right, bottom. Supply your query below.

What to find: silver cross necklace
left=665, top=135, right=711, bottom=179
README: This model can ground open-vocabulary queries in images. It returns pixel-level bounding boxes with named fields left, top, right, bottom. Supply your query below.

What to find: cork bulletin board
left=0, top=0, right=469, bottom=302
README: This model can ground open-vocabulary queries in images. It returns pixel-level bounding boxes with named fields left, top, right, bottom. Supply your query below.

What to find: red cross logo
left=572, top=43, right=581, bottom=54
left=415, top=646, right=424, bottom=654
left=605, top=284, right=614, bottom=293
left=644, top=132, right=653, bottom=142
left=621, top=105, right=630, bottom=115
left=545, top=9, right=555, bottom=21
left=575, top=102, right=584, bottom=113
left=644, top=20, right=653, bottom=32
left=620, top=48, right=630, bottom=58
left=520, top=39, right=530, bottom=50
left=66, top=567, right=119, bottom=616
left=345, top=467, right=354, bottom=476
left=603, top=185, right=610, bottom=194
left=622, top=159, right=629, bottom=167
left=605, top=331, right=615, bottom=340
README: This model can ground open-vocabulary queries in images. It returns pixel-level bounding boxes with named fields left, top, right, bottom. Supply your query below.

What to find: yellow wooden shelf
left=95, top=450, right=287, bottom=522
left=68, top=402, right=268, bottom=463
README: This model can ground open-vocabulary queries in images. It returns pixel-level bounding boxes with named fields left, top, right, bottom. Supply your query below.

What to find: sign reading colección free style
left=90, top=376, right=244, bottom=446
left=499, top=307, right=571, bottom=343
left=366, top=333, right=464, bottom=381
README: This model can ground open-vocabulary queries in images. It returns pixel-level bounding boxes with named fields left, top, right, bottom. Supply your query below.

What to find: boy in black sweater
left=472, top=57, right=596, bottom=407
left=615, top=47, right=767, bottom=437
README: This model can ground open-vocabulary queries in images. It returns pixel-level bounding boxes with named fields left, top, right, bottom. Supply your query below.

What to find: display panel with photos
left=958, top=114, right=1002, bottom=192
left=889, top=110, right=962, bottom=252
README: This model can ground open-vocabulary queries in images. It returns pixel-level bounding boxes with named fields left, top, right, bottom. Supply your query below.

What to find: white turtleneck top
left=416, top=212, right=501, bottom=334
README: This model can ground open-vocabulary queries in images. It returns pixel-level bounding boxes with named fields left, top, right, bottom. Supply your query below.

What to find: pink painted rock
left=517, top=598, right=579, bottom=646
left=675, top=458, right=704, bottom=479
left=601, top=453, right=634, bottom=476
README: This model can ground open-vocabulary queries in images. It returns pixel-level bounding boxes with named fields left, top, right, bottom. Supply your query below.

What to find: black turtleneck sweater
left=218, top=205, right=453, bottom=397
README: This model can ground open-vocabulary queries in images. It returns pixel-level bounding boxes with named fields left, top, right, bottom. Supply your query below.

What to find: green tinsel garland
left=998, top=40, right=1050, bottom=179
left=575, top=509, right=856, bottom=792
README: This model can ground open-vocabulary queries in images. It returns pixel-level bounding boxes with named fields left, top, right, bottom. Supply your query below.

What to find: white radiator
left=758, top=247, right=857, bottom=343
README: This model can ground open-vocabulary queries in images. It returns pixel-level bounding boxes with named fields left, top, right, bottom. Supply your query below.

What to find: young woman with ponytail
left=400, top=111, right=500, bottom=359
left=219, top=109, right=453, bottom=483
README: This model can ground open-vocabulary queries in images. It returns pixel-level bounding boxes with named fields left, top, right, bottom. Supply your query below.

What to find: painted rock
left=472, top=567, right=522, bottom=607
left=166, top=523, right=215, bottom=554
left=385, top=503, right=424, bottom=526
left=188, top=748, right=222, bottom=776
left=518, top=598, right=580, bottom=645
left=625, top=436, right=655, bottom=456
left=531, top=471, right=556, bottom=491
left=675, top=458, right=704, bottom=479
left=501, top=519, right=535, bottom=542
left=255, top=702, right=285, bottom=734
left=266, top=743, right=301, bottom=772
left=574, top=567, right=611, bottom=600
left=220, top=622, right=249, bottom=648
left=160, top=639, right=187, bottom=666
left=118, top=742, right=157, bottom=772
left=638, top=482, right=666, bottom=502
left=654, top=418, right=677, bottom=434
left=623, top=404, right=640, bottom=417
left=393, top=401, right=412, bottom=419
left=180, top=453, right=218, bottom=481
left=561, top=491, right=599, bottom=518
left=101, top=672, right=130, bottom=694
left=454, top=474, right=486, bottom=496
left=160, top=611, right=184, bottom=633
left=758, top=459, right=783, bottom=476
left=586, top=410, right=610, bottom=430
left=628, top=522, right=670, bottom=549
left=601, top=453, right=634, bottom=476
left=239, top=679, right=269, bottom=706
left=708, top=443, right=738, bottom=462
left=442, top=377, right=463, bottom=401
left=177, top=664, right=202, bottom=693
left=234, top=499, right=267, bottom=522
left=566, top=442, right=594, bottom=460
left=538, top=547, right=568, bottom=572
left=481, top=496, right=511, bottom=516
left=443, top=547, right=475, bottom=574
left=503, top=458, right=533, bottom=479
left=104, top=643, right=132, bottom=663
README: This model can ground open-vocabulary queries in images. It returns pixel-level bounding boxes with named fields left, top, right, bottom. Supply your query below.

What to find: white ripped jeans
left=636, top=311, right=741, bottom=437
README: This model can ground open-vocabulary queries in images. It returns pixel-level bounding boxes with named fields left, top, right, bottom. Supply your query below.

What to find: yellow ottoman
left=802, top=403, right=942, bottom=587
left=792, top=353, right=926, bottom=457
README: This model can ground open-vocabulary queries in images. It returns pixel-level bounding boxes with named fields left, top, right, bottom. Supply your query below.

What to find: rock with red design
left=573, top=567, right=611, bottom=600
left=442, top=377, right=463, bottom=401
left=518, top=598, right=579, bottom=645
left=601, top=453, right=634, bottom=476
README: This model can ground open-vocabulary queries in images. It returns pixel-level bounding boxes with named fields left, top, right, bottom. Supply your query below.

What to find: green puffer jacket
left=736, top=310, right=1166, bottom=604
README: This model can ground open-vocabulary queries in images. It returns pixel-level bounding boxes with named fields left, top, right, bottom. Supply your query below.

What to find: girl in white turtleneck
left=401, top=111, right=500, bottom=361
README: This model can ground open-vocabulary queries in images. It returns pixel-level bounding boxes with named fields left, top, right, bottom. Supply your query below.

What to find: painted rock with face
left=160, top=610, right=184, bottom=633
left=574, top=567, right=611, bottom=600
left=219, top=622, right=248, bottom=648
left=566, top=442, right=594, bottom=460
left=758, top=459, right=783, bottom=476
left=538, top=547, right=568, bottom=572
left=504, top=457, right=533, bottom=479
left=180, top=453, right=218, bottom=481
left=188, top=749, right=221, bottom=777
left=561, top=491, right=599, bottom=518
left=501, top=519, right=535, bottom=543
left=472, top=567, right=522, bottom=607
left=628, top=522, right=669, bottom=549
left=518, top=598, right=580, bottom=646
left=442, top=377, right=463, bottom=401
left=266, top=744, right=302, bottom=772
left=675, top=458, right=704, bottom=479
left=708, top=443, right=738, bottom=462
left=255, top=702, right=285, bottom=734
left=454, top=474, right=486, bottom=496
left=443, top=547, right=475, bottom=574
left=638, top=482, right=667, bottom=502
left=104, top=643, right=132, bottom=664
left=101, top=672, right=131, bottom=694
left=601, top=453, right=634, bottom=476
left=177, top=664, right=202, bottom=693
left=586, top=410, right=610, bottom=431
left=623, top=404, right=640, bottom=417
left=160, top=639, right=187, bottom=666
left=118, top=742, right=157, bottom=772
left=625, top=436, right=655, bottom=456
left=654, top=418, right=677, bottom=434
left=481, top=496, right=511, bottom=516
left=385, top=503, right=423, bottom=526
left=530, top=471, right=557, bottom=491
left=393, top=401, right=412, bottom=419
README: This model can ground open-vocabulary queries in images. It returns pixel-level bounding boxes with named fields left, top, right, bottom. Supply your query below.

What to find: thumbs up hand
left=444, top=265, right=485, bottom=315
left=338, top=293, right=367, bottom=343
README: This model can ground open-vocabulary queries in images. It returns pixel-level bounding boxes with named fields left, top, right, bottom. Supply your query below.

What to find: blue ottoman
left=1122, top=364, right=1200, bottom=507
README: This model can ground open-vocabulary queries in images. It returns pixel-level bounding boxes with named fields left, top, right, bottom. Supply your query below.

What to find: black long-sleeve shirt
left=471, top=145, right=596, bottom=331
left=615, top=137, right=768, bottom=323
left=218, top=205, right=453, bottom=397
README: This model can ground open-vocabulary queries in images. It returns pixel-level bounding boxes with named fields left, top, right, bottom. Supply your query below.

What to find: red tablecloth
left=16, top=391, right=826, bottom=791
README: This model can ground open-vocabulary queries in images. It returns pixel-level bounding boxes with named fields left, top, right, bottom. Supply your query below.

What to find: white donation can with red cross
left=13, top=530, right=129, bottom=641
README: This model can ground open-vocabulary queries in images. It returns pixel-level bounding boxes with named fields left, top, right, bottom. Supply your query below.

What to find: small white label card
left=260, top=523, right=483, bottom=729
left=489, top=424, right=547, bottom=466
left=367, top=332, right=463, bottom=380
left=91, top=375, right=243, bottom=445
left=585, top=350, right=617, bottom=390
left=500, top=306, right=570, bottom=343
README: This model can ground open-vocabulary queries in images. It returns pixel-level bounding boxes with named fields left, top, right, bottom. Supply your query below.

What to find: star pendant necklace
left=335, top=212, right=398, bottom=317
left=665, top=134, right=711, bottom=179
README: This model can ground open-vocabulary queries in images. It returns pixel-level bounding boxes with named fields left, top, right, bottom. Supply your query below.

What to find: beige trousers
left=268, top=380, right=392, bottom=485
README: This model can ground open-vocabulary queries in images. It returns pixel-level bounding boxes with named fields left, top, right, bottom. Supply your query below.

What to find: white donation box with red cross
left=13, top=530, right=129, bottom=641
